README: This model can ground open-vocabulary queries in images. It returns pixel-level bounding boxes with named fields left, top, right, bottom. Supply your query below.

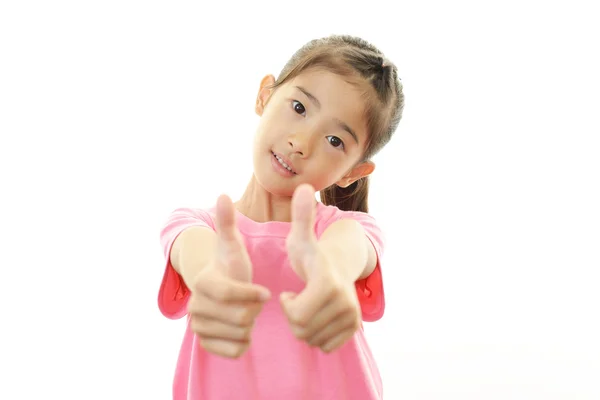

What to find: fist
left=281, top=184, right=362, bottom=353
left=187, top=194, right=271, bottom=358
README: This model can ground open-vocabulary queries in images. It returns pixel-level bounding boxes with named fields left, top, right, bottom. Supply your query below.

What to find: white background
left=1, top=1, right=599, bottom=399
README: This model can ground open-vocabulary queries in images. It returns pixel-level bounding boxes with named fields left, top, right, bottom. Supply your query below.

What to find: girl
left=158, top=34, right=404, bottom=399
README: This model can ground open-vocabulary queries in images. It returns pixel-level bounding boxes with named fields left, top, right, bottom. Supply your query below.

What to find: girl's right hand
left=187, top=194, right=271, bottom=359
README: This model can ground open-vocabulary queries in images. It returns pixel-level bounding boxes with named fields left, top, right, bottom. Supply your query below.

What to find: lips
left=271, top=151, right=298, bottom=174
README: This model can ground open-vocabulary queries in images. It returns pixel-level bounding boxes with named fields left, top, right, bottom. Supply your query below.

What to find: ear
left=336, top=161, right=376, bottom=188
left=255, top=74, right=276, bottom=116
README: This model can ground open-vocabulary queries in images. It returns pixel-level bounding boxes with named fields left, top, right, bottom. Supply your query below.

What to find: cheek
left=257, top=110, right=287, bottom=138
left=321, top=143, right=352, bottom=165
left=313, top=160, right=346, bottom=184
left=324, top=155, right=359, bottom=179
left=254, top=116, right=276, bottom=143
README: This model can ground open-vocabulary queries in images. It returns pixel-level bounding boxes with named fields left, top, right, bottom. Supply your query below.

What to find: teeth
left=275, top=154, right=293, bottom=172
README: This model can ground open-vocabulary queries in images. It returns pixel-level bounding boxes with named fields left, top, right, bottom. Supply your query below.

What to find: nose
left=288, top=131, right=313, bottom=157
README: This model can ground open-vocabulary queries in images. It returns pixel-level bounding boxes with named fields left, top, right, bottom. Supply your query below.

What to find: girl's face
left=252, top=68, right=375, bottom=197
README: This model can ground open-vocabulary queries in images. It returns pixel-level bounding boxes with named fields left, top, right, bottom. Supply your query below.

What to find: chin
left=252, top=152, right=329, bottom=197
left=257, top=178, right=296, bottom=198
left=251, top=161, right=293, bottom=197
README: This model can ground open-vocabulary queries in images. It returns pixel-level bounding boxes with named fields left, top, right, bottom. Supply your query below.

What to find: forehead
left=285, top=68, right=369, bottom=136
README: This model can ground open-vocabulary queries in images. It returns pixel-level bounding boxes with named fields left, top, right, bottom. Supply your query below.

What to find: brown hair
left=266, top=34, right=404, bottom=213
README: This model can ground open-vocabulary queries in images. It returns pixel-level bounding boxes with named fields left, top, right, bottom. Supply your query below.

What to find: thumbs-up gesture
left=280, top=184, right=362, bottom=353
left=187, top=194, right=271, bottom=358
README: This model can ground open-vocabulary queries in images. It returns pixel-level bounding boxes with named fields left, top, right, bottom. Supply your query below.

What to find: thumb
left=290, top=184, right=317, bottom=243
left=214, top=194, right=251, bottom=282
left=280, top=291, right=297, bottom=303
left=215, top=194, right=240, bottom=245
left=279, top=291, right=298, bottom=314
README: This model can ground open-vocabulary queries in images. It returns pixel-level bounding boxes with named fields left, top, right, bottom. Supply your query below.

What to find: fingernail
left=259, top=290, right=271, bottom=301
left=280, top=291, right=293, bottom=302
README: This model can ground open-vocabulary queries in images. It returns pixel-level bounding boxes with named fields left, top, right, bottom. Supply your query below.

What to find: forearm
left=170, top=226, right=217, bottom=288
left=318, top=219, right=377, bottom=282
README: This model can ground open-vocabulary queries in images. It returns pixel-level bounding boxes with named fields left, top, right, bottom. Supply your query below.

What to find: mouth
left=271, top=151, right=297, bottom=175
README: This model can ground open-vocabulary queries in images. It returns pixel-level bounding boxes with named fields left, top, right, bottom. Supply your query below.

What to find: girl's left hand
left=280, top=184, right=362, bottom=353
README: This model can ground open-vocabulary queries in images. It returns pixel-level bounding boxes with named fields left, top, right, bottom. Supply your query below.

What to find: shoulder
left=314, top=202, right=382, bottom=237
left=162, top=206, right=218, bottom=231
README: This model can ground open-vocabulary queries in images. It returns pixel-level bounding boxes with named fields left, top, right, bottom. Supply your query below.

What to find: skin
left=235, top=67, right=376, bottom=223
left=185, top=68, right=382, bottom=358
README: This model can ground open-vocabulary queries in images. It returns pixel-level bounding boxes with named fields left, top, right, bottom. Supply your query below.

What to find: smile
left=271, top=151, right=297, bottom=175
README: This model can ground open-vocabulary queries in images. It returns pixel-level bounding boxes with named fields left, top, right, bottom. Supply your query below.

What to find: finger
left=189, top=294, right=266, bottom=325
left=215, top=194, right=242, bottom=246
left=280, top=291, right=303, bottom=332
left=308, top=310, right=359, bottom=347
left=199, top=338, right=250, bottom=359
left=198, top=272, right=271, bottom=303
left=190, top=317, right=254, bottom=342
left=214, top=195, right=254, bottom=282
left=281, top=279, right=335, bottom=328
left=320, top=328, right=356, bottom=353
left=279, top=291, right=296, bottom=321
left=279, top=291, right=297, bottom=303
left=290, top=184, right=317, bottom=243
left=293, top=298, right=349, bottom=341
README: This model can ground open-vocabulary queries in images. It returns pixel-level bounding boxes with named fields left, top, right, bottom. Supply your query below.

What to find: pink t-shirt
left=158, top=202, right=386, bottom=400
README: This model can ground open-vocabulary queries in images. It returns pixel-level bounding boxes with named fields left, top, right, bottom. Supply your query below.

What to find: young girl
left=158, top=34, right=404, bottom=399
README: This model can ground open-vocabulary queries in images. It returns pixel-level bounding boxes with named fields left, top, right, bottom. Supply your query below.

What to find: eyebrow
left=295, top=86, right=359, bottom=144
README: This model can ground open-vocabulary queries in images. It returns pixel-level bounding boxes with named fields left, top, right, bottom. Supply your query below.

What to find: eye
left=327, top=135, right=345, bottom=150
left=292, top=100, right=306, bottom=116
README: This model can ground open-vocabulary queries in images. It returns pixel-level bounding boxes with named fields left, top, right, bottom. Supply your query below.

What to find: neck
left=234, top=174, right=295, bottom=223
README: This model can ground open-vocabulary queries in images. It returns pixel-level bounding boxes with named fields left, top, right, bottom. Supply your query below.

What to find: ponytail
left=319, top=177, right=370, bottom=213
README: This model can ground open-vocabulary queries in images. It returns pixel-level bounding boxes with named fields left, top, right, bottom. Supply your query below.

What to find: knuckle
left=192, top=279, right=207, bottom=296
left=343, top=307, right=358, bottom=322
left=296, top=328, right=310, bottom=340
left=186, top=301, right=197, bottom=315
left=290, top=322, right=310, bottom=340
left=199, top=338, right=218, bottom=354
left=228, top=343, right=249, bottom=359
left=235, top=308, right=253, bottom=326
left=190, top=317, right=208, bottom=337
left=288, top=311, right=307, bottom=327
left=342, top=302, right=355, bottom=314
left=200, top=338, right=248, bottom=359
left=192, top=268, right=206, bottom=284
left=237, top=327, right=250, bottom=341
left=290, top=316, right=305, bottom=327
left=198, top=338, right=210, bottom=350
left=233, top=324, right=252, bottom=341
left=194, top=269, right=215, bottom=289
left=192, top=280, right=203, bottom=293
left=327, top=283, right=343, bottom=297
left=215, top=285, right=234, bottom=302
left=188, top=298, right=212, bottom=319
left=243, top=324, right=254, bottom=339
left=187, top=294, right=203, bottom=314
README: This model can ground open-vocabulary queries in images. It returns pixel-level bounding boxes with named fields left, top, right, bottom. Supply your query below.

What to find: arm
left=317, top=218, right=377, bottom=282
left=170, top=226, right=217, bottom=289
left=280, top=186, right=384, bottom=351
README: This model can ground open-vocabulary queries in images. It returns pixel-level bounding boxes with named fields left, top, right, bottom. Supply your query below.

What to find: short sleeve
left=346, top=213, right=385, bottom=322
left=158, top=207, right=215, bottom=320
left=315, top=204, right=386, bottom=322
left=342, top=211, right=386, bottom=322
